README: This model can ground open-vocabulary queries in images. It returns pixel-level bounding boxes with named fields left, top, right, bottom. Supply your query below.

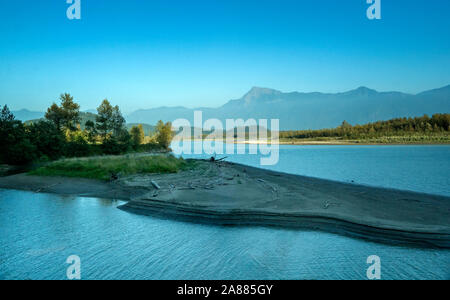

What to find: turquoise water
left=0, top=190, right=449, bottom=280
left=179, top=144, right=450, bottom=196
left=0, top=145, right=449, bottom=280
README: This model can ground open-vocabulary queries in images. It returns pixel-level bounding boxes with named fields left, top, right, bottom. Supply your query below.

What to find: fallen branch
left=151, top=180, right=161, bottom=190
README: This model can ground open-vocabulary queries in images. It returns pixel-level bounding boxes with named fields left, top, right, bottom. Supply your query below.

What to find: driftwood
left=209, top=156, right=228, bottom=162
left=151, top=180, right=161, bottom=190
left=323, top=201, right=340, bottom=209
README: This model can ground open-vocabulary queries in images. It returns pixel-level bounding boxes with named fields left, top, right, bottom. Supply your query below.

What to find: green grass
left=280, top=133, right=450, bottom=144
left=29, top=154, right=194, bottom=180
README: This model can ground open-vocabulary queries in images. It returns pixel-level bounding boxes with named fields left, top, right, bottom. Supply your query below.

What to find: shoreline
left=185, top=139, right=450, bottom=146
left=0, top=160, right=449, bottom=248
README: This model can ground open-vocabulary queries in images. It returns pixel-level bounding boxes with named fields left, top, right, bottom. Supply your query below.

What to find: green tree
left=111, top=105, right=126, bottom=137
left=84, top=120, right=98, bottom=144
left=155, top=120, right=173, bottom=149
left=130, top=124, right=145, bottom=148
left=95, top=99, right=127, bottom=142
left=26, top=121, right=65, bottom=160
left=96, top=99, right=114, bottom=141
left=340, top=120, right=352, bottom=130
left=0, top=106, right=36, bottom=164
left=45, top=93, right=80, bottom=131
left=0, top=105, right=16, bottom=162
left=45, top=103, right=64, bottom=130
left=100, top=129, right=131, bottom=155
left=1, top=105, right=14, bottom=123
left=60, top=93, right=80, bottom=130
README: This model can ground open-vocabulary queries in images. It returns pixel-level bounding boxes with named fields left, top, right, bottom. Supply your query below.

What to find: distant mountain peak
left=356, top=86, right=375, bottom=92
left=242, top=87, right=282, bottom=104
left=343, top=86, right=378, bottom=96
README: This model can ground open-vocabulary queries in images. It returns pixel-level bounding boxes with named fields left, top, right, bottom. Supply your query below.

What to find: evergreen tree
left=130, top=124, right=145, bottom=148
left=45, top=103, right=64, bottom=130
left=60, top=93, right=80, bottom=130
left=96, top=99, right=114, bottom=141
left=84, top=120, right=98, bottom=144
left=111, top=105, right=126, bottom=137
left=0, top=106, right=36, bottom=164
left=45, top=93, right=80, bottom=131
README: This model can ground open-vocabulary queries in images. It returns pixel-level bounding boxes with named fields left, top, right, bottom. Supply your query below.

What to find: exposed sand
left=236, top=140, right=450, bottom=146
left=0, top=160, right=449, bottom=248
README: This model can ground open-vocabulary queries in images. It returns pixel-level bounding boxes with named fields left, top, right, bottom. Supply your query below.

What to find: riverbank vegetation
left=280, top=114, right=450, bottom=144
left=0, top=94, right=174, bottom=165
left=30, top=154, right=192, bottom=180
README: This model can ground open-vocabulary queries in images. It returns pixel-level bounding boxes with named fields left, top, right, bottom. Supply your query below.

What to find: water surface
left=178, top=143, right=450, bottom=196
left=1, top=145, right=449, bottom=280
left=0, top=189, right=449, bottom=280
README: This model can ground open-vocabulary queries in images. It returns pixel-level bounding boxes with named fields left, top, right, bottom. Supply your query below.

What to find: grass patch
left=29, top=154, right=194, bottom=180
left=279, top=133, right=450, bottom=145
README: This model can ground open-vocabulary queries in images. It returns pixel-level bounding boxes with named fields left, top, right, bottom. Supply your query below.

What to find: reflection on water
left=177, top=143, right=450, bottom=196
left=0, top=189, right=449, bottom=280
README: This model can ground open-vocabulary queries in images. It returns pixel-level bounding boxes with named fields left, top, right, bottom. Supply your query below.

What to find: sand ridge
left=0, top=160, right=449, bottom=248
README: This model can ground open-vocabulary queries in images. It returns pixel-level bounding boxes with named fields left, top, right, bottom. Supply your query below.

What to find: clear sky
left=0, top=0, right=449, bottom=112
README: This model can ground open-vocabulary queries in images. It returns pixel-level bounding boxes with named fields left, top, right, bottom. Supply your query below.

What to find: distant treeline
left=0, top=94, right=173, bottom=165
left=280, top=114, right=450, bottom=142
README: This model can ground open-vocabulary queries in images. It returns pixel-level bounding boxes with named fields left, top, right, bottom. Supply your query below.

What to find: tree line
left=280, top=114, right=450, bottom=141
left=0, top=94, right=173, bottom=165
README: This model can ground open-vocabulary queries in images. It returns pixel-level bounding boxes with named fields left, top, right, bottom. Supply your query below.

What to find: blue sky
left=0, top=0, right=449, bottom=112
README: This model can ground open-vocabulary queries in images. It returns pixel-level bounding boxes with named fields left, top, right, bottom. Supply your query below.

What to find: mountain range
left=126, top=85, right=450, bottom=130
left=11, top=85, right=450, bottom=130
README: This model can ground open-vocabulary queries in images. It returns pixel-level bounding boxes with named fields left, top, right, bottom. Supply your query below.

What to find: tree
left=1, top=105, right=14, bottom=124
left=100, top=128, right=131, bottom=155
left=45, top=93, right=80, bottom=131
left=130, top=124, right=145, bottom=148
left=96, top=99, right=114, bottom=141
left=60, top=93, right=80, bottom=131
left=95, top=99, right=127, bottom=143
left=0, top=105, right=17, bottom=162
left=45, top=103, right=64, bottom=130
left=111, top=105, right=126, bottom=137
left=0, top=105, right=15, bottom=151
left=65, top=127, right=92, bottom=158
left=155, top=120, right=173, bottom=149
left=84, top=120, right=98, bottom=144
left=340, top=120, right=352, bottom=130
left=3, top=129, right=36, bottom=164
left=26, top=121, right=65, bottom=160
left=0, top=106, right=36, bottom=164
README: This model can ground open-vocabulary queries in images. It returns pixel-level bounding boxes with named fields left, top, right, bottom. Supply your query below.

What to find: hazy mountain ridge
left=9, top=109, right=45, bottom=122
left=10, top=85, right=450, bottom=130
left=126, top=85, right=450, bottom=130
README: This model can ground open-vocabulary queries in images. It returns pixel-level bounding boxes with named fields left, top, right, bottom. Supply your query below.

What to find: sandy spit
left=0, top=160, right=449, bottom=248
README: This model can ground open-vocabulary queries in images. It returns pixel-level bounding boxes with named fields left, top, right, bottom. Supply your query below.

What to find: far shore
left=0, top=159, right=449, bottom=249
left=235, top=140, right=450, bottom=146
left=183, top=138, right=450, bottom=146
